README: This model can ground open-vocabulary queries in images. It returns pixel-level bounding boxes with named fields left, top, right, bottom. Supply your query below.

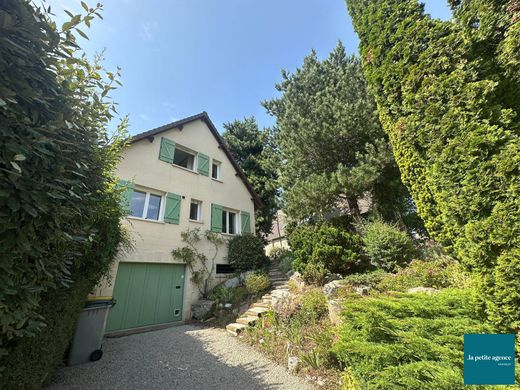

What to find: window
left=189, top=200, right=202, bottom=221
left=212, top=160, right=221, bottom=180
left=130, top=190, right=162, bottom=220
left=173, top=148, right=195, bottom=170
left=216, top=264, right=234, bottom=275
left=221, top=209, right=237, bottom=234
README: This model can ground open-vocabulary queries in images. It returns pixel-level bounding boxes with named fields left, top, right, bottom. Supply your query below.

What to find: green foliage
left=245, top=273, right=270, bottom=295
left=378, top=257, right=473, bottom=292
left=279, top=251, right=295, bottom=274
left=298, top=288, right=328, bottom=322
left=361, top=220, right=415, bottom=272
left=0, top=0, right=127, bottom=381
left=209, top=285, right=247, bottom=306
left=301, top=262, right=328, bottom=286
left=332, top=289, right=495, bottom=389
left=346, top=0, right=520, bottom=330
left=222, top=117, right=279, bottom=237
left=264, top=42, right=416, bottom=225
left=342, top=269, right=388, bottom=290
left=227, top=233, right=269, bottom=273
left=171, top=228, right=224, bottom=297
left=289, top=223, right=365, bottom=277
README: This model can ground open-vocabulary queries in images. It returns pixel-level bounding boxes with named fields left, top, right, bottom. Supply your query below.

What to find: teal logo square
left=464, top=334, right=516, bottom=385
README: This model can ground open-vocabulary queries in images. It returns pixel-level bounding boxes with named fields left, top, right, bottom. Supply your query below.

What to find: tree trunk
left=347, top=197, right=362, bottom=223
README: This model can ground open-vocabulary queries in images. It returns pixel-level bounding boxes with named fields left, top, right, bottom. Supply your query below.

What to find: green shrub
left=279, top=251, right=295, bottom=274
left=362, top=220, right=415, bottom=272
left=378, top=257, right=472, bottom=292
left=298, top=288, right=328, bottom=322
left=245, top=273, right=270, bottom=295
left=289, top=224, right=365, bottom=276
left=342, top=269, right=388, bottom=290
left=269, top=247, right=291, bottom=262
left=0, top=1, right=126, bottom=386
left=301, top=262, right=328, bottom=286
left=346, top=0, right=520, bottom=331
left=331, top=289, right=496, bottom=389
left=227, top=234, right=269, bottom=272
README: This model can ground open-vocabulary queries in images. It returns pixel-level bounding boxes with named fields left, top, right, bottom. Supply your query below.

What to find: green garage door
left=106, top=262, right=185, bottom=332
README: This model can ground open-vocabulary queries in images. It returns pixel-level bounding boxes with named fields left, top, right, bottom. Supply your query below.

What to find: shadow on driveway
left=46, top=325, right=308, bottom=390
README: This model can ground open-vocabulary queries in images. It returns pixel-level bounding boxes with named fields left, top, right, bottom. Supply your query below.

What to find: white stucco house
left=93, top=112, right=261, bottom=332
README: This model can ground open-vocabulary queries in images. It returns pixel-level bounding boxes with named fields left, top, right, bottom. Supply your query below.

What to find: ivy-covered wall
left=345, top=0, right=519, bottom=330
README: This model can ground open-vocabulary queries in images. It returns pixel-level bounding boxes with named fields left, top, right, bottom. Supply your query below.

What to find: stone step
left=272, top=280, right=289, bottom=286
left=236, top=316, right=258, bottom=326
left=262, top=298, right=271, bottom=304
left=273, top=284, right=289, bottom=290
left=245, top=306, right=270, bottom=317
left=226, top=323, right=247, bottom=336
left=251, top=302, right=270, bottom=309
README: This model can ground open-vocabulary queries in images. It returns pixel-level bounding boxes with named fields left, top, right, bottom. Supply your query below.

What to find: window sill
left=172, top=164, right=198, bottom=175
left=189, top=219, right=204, bottom=224
left=221, top=232, right=238, bottom=237
left=127, top=216, right=165, bottom=225
left=211, top=178, right=223, bottom=183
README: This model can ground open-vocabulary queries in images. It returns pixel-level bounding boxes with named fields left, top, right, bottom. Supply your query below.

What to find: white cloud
left=139, top=113, right=151, bottom=121
left=140, top=21, right=159, bottom=41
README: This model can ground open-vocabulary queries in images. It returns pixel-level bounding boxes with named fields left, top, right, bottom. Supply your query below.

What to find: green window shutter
left=117, top=180, right=134, bottom=214
left=240, top=211, right=251, bottom=234
left=164, top=192, right=181, bottom=224
left=211, top=203, right=223, bottom=232
left=197, top=153, right=209, bottom=176
left=159, top=137, right=176, bottom=163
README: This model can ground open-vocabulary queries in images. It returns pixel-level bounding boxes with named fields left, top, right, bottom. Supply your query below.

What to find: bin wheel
left=90, top=349, right=103, bottom=361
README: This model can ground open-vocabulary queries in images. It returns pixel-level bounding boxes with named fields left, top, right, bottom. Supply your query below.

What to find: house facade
left=94, top=112, right=260, bottom=332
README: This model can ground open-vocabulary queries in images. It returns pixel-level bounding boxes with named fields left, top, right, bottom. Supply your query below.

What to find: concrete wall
left=93, top=118, right=256, bottom=321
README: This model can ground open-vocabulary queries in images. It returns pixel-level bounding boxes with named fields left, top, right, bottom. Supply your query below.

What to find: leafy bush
left=298, top=288, right=328, bottom=322
left=342, top=269, right=388, bottom=290
left=268, top=247, right=291, bottom=262
left=279, top=251, right=295, bottom=274
left=301, top=262, right=328, bottom=286
left=332, top=289, right=496, bottom=389
left=245, top=273, right=270, bottom=295
left=378, top=257, right=472, bottom=292
left=0, top=2, right=127, bottom=386
left=362, top=220, right=415, bottom=272
left=346, top=0, right=520, bottom=331
left=289, top=224, right=365, bottom=276
left=227, top=234, right=269, bottom=272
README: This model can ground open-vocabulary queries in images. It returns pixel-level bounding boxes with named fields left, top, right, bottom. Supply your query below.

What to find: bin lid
left=85, top=298, right=116, bottom=308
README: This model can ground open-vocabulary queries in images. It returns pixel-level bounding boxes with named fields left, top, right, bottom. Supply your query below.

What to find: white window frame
left=189, top=199, right=202, bottom=222
left=129, top=188, right=165, bottom=222
left=211, top=159, right=222, bottom=180
left=173, top=144, right=197, bottom=172
left=222, top=208, right=239, bottom=235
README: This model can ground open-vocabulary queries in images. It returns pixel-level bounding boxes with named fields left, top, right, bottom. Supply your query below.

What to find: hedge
left=345, top=0, right=520, bottom=330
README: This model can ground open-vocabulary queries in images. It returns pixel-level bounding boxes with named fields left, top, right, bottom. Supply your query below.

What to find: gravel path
left=46, top=325, right=311, bottom=390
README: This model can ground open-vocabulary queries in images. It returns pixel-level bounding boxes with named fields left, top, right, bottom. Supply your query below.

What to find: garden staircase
left=226, top=261, right=288, bottom=336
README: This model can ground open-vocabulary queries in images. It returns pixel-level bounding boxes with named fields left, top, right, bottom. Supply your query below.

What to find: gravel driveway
left=46, top=325, right=311, bottom=390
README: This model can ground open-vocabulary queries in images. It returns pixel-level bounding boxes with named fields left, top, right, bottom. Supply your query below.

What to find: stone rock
left=224, top=303, right=233, bottom=309
left=324, top=273, right=342, bottom=283
left=407, top=287, right=439, bottom=294
left=289, top=272, right=305, bottom=291
left=353, top=286, right=370, bottom=296
left=191, top=299, right=214, bottom=320
left=316, top=377, right=325, bottom=386
left=286, top=270, right=295, bottom=278
left=327, top=299, right=343, bottom=325
left=287, top=356, right=299, bottom=373
left=271, top=289, right=296, bottom=318
left=224, top=276, right=240, bottom=288
left=323, top=280, right=343, bottom=298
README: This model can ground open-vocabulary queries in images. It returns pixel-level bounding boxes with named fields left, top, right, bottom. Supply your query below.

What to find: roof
left=130, top=112, right=262, bottom=209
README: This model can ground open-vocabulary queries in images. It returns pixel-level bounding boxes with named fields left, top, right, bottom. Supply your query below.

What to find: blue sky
left=47, top=1, right=451, bottom=135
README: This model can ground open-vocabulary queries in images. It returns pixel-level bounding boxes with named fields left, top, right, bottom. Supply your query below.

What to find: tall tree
left=223, top=117, right=278, bottom=237
left=263, top=42, right=416, bottom=227
left=346, top=0, right=519, bottom=330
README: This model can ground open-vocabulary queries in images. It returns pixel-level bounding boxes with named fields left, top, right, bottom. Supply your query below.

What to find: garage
left=106, top=262, right=185, bottom=332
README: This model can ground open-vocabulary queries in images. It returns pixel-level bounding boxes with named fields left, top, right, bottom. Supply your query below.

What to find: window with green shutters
left=164, top=192, right=181, bottom=224
left=197, top=153, right=209, bottom=176
left=240, top=211, right=251, bottom=234
left=159, top=137, right=176, bottom=164
left=211, top=203, right=223, bottom=232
